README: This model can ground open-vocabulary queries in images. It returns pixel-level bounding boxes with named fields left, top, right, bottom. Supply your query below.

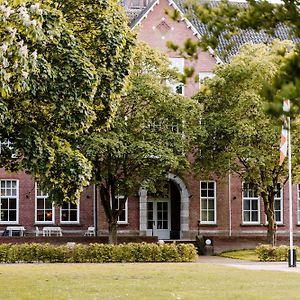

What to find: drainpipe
left=93, top=184, right=98, bottom=236
left=228, top=172, right=232, bottom=237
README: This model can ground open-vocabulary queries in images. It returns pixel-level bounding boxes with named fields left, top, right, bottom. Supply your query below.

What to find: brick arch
left=139, top=173, right=190, bottom=239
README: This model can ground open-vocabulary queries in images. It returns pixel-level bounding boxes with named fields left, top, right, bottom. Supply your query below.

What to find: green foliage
left=256, top=244, right=300, bottom=262
left=183, top=0, right=300, bottom=114
left=0, top=243, right=197, bottom=263
left=0, top=0, right=134, bottom=203
left=195, top=42, right=300, bottom=244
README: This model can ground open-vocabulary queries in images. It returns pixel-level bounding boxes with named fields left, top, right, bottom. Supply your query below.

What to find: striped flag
left=279, top=99, right=290, bottom=166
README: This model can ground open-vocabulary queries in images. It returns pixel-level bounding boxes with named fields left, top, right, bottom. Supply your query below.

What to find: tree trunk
left=108, top=219, right=118, bottom=245
left=262, top=192, right=277, bottom=246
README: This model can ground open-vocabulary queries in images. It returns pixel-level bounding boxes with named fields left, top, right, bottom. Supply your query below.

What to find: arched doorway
left=139, top=173, right=190, bottom=239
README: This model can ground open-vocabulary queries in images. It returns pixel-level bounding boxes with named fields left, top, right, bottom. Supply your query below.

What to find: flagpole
left=288, top=115, right=296, bottom=267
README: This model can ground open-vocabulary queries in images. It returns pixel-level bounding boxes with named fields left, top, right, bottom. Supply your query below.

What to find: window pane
left=244, top=200, right=250, bottom=210
left=274, top=200, right=281, bottom=210
left=119, top=211, right=126, bottom=222
left=9, top=210, right=16, bottom=221
left=9, top=199, right=16, bottom=209
left=70, top=210, right=78, bottom=221
left=201, top=190, right=207, bottom=197
left=208, top=199, right=214, bottom=209
left=244, top=211, right=250, bottom=222
left=252, top=200, right=258, bottom=210
left=45, top=200, right=52, bottom=210
left=208, top=189, right=214, bottom=197
left=1, top=210, right=8, bottom=221
left=201, top=199, right=207, bottom=209
left=61, top=211, right=68, bottom=221
left=201, top=211, right=207, bottom=222
left=201, top=182, right=207, bottom=190
left=208, top=211, right=214, bottom=222
left=45, top=211, right=53, bottom=221
left=251, top=211, right=258, bottom=222
left=37, top=199, right=44, bottom=209
left=208, top=182, right=214, bottom=189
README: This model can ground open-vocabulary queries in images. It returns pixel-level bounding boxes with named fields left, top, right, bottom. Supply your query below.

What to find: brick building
left=0, top=0, right=299, bottom=241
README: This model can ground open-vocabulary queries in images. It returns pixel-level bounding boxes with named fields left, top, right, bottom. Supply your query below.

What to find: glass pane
left=37, top=210, right=44, bottom=221
left=163, top=202, right=168, bottom=210
left=11, top=181, right=16, bottom=188
left=9, top=199, right=16, bottom=209
left=70, top=202, right=77, bottom=209
left=162, top=221, right=168, bottom=229
left=119, top=211, right=125, bottom=222
left=147, top=211, right=153, bottom=220
left=6, top=189, right=11, bottom=196
left=61, top=211, right=68, bottom=221
left=208, top=182, right=214, bottom=189
left=251, top=211, right=258, bottom=222
left=208, top=189, right=214, bottom=197
left=244, top=211, right=250, bottom=222
left=157, top=221, right=162, bottom=229
left=6, top=181, right=11, bottom=188
left=163, top=211, right=168, bottom=221
left=274, top=200, right=281, bottom=210
left=147, top=202, right=153, bottom=210
left=157, top=202, right=162, bottom=210
left=45, top=200, right=52, bottom=210
left=62, top=202, right=68, bottom=209
left=37, top=199, right=44, bottom=209
left=2, top=210, right=8, bottom=221
left=201, top=190, right=207, bottom=197
left=1, top=198, right=8, bottom=209
left=208, top=211, right=214, bottom=222
left=201, top=211, right=207, bottom=222
left=252, top=200, right=258, bottom=210
left=9, top=210, right=16, bottom=221
left=70, top=210, right=78, bottom=221
left=1, top=181, right=5, bottom=188
left=11, top=189, right=16, bottom=196
left=157, top=211, right=162, bottom=220
left=275, top=211, right=281, bottom=222
left=244, top=200, right=250, bottom=210
left=201, top=199, right=207, bottom=209
left=45, top=210, right=53, bottom=221
left=147, top=221, right=154, bottom=229
left=201, top=182, right=207, bottom=190
left=1, top=188, right=5, bottom=196
left=208, top=199, right=214, bottom=209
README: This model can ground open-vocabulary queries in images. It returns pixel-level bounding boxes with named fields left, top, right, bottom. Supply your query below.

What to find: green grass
left=219, top=249, right=259, bottom=261
left=0, top=263, right=300, bottom=299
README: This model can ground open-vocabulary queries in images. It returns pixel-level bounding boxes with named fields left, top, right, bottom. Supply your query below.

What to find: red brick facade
left=0, top=0, right=299, bottom=242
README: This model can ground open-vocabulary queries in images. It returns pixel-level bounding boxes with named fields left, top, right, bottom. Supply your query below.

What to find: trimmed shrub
left=0, top=243, right=197, bottom=263
left=256, top=244, right=300, bottom=261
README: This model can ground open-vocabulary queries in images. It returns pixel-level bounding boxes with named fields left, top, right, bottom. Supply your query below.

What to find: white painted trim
left=131, top=0, right=160, bottom=28
left=242, top=182, right=260, bottom=225
left=60, top=202, right=80, bottom=224
left=200, top=180, right=217, bottom=224
left=0, top=179, right=19, bottom=224
left=34, top=183, right=55, bottom=224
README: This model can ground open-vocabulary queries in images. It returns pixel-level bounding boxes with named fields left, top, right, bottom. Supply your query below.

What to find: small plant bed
left=256, top=244, right=300, bottom=261
left=219, top=249, right=259, bottom=261
left=0, top=242, right=197, bottom=263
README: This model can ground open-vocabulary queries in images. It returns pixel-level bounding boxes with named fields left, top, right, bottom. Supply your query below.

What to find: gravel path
left=198, top=256, right=300, bottom=273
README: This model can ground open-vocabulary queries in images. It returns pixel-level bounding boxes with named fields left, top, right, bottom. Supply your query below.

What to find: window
left=243, top=183, right=260, bottom=224
left=35, top=185, right=54, bottom=224
left=169, top=57, right=184, bottom=95
left=0, top=180, right=18, bottom=224
left=200, top=181, right=216, bottom=224
left=274, top=184, right=283, bottom=224
left=112, top=195, right=128, bottom=224
left=60, top=202, right=79, bottom=223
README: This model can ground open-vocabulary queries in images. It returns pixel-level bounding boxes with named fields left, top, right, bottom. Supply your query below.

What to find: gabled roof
left=122, top=0, right=297, bottom=62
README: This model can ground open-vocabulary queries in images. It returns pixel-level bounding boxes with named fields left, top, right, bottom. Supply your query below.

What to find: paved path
left=198, top=256, right=300, bottom=273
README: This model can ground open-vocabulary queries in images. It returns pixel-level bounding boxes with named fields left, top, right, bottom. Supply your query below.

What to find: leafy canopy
left=0, top=0, right=134, bottom=203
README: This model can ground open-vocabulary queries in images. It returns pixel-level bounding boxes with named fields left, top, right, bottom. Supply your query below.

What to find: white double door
left=147, top=199, right=170, bottom=240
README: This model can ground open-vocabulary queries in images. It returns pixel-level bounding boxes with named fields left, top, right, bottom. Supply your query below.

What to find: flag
left=279, top=100, right=290, bottom=166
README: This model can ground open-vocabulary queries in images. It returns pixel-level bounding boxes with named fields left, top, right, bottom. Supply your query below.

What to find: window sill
left=240, top=223, right=263, bottom=226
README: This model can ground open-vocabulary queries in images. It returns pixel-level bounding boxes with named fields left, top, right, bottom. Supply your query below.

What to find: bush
left=256, top=244, right=299, bottom=261
left=0, top=243, right=197, bottom=263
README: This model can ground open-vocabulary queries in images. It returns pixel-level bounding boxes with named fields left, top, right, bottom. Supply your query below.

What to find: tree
left=82, top=43, right=203, bottom=244
left=194, top=42, right=300, bottom=246
left=181, top=0, right=300, bottom=116
left=0, top=0, right=134, bottom=203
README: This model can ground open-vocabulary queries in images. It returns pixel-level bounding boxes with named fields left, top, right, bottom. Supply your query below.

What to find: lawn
left=0, top=263, right=300, bottom=299
left=219, top=249, right=259, bottom=261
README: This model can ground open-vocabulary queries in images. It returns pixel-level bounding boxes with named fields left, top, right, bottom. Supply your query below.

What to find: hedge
left=0, top=243, right=197, bottom=263
left=256, top=244, right=300, bottom=261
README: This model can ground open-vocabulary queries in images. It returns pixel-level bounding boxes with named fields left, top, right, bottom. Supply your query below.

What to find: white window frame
left=242, top=182, right=260, bottom=225
left=274, top=184, right=283, bottom=225
left=200, top=181, right=216, bottom=224
left=169, top=57, right=185, bottom=96
left=111, top=195, right=128, bottom=224
left=35, top=183, right=55, bottom=224
left=0, top=179, right=19, bottom=224
left=60, top=202, right=80, bottom=224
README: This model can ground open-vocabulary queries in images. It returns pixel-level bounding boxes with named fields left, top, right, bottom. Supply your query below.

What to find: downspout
left=228, top=171, right=232, bottom=237
left=93, top=184, right=98, bottom=236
